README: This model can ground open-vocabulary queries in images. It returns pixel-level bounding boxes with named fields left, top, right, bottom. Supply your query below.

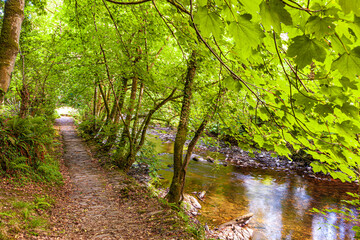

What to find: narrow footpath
left=46, top=117, right=191, bottom=240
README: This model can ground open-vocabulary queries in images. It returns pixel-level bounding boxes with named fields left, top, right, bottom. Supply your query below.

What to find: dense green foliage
left=1, top=0, right=360, bottom=235
left=0, top=115, right=62, bottom=183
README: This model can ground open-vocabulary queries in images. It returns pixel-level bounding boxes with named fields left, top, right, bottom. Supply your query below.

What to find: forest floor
left=0, top=117, right=194, bottom=240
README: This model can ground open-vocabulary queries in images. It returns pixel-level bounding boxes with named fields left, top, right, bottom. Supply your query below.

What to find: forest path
left=48, top=117, right=190, bottom=240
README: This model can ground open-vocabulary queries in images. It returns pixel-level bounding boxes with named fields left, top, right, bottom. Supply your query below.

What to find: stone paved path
left=47, top=117, right=191, bottom=240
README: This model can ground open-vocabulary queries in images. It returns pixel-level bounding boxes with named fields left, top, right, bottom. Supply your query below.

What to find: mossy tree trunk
left=167, top=51, right=197, bottom=204
left=0, top=0, right=25, bottom=103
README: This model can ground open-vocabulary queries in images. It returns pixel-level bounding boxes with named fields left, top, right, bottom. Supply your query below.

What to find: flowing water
left=149, top=135, right=359, bottom=240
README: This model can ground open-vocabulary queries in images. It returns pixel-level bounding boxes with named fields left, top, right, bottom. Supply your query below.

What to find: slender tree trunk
left=167, top=51, right=197, bottom=204
left=135, top=88, right=178, bottom=152
left=131, top=82, right=144, bottom=141
left=116, top=76, right=138, bottom=171
left=0, top=0, right=25, bottom=103
left=104, top=78, right=129, bottom=150
left=97, top=81, right=110, bottom=122
left=19, top=53, right=29, bottom=118
left=93, top=82, right=97, bottom=116
left=110, top=78, right=128, bottom=124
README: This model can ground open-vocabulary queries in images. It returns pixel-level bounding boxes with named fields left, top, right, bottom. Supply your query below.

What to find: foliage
left=0, top=115, right=62, bottom=184
left=136, top=139, right=161, bottom=177
left=1, top=0, right=360, bottom=235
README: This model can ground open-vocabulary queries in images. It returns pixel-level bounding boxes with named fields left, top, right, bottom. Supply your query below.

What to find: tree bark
left=19, top=53, right=29, bottom=118
left=0, top=0, right=25, bottom=103
left=110, top=78, right=128, bottom=123
left=116, top=76, right=138, bottom=171
left=167, top=51, right=197, bottom=204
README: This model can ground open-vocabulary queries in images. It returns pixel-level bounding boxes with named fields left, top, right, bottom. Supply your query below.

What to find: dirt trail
left=47, top=117, right=191, bottom=240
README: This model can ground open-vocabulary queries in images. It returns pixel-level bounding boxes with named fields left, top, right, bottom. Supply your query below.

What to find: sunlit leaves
left=223, top=76, right=242, bottom=91
left=254, top=134, right=265, bottom=148
left=229, top=16, right=263, bottom=53
left=221, top=5, right=235, bottom=21
left=259, top=0, right=292, bottom=32
left=287, top=35, right=326, bottom=68
left=274, top=144, right=291, bottom=159
left=197, top=0, right=207, bottom=7
left=305, top=16, right=335, bottom=39
left=239, top=0, right=261, bottom=15
left=332, top=47, right=360, bottom=78
left=337, top=0, right=360, bottom=16
left=194, top=7, right=222, bottom=39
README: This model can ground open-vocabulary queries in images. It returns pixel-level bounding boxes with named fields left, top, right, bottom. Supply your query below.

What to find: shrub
left=0, top=115, right=62, bottom=184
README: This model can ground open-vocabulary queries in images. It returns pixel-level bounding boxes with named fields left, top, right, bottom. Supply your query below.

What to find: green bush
left=0, top=115, right=62, bottom=184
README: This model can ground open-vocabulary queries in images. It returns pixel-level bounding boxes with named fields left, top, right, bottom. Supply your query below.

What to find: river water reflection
left=150, top=136, right=358, bottom=239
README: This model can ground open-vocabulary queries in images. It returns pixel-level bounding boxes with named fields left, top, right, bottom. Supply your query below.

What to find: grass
left=0, top=195, right=54, bottom=239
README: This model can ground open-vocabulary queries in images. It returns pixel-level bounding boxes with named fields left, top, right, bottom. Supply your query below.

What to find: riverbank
left=147, top=125, right=344, bottom=182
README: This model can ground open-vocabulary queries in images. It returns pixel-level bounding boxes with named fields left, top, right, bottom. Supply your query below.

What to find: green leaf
left=335, top=120, right=360, bottom=136
left=332, top=47, right=360, bottom=78
left=331, top=171, right=350, bottom=182
left=287, top=35, right=327, bottom=68
left=229, top=17, right=263, bottom=56
left=223, top=76, right=242, bottom=91
left=254, top=134, right=264, bottom=148
left=305, top=16, right=335, bottom=39
left=337, top=0, right=360, bottom=16
left=292, top=93, right=317, bottom=110
left=340, top=103, right=359, bottom=120
left=329, top=35, right=348, bottom=54
left=221, top=5, right=235, bottom=21
left=239, top=0, right=262, bottom=15
left=259, top=0, right=292, bottom=32
left=339, top=164, right=357, bottom=178
left=194, top=7, right=223, bottom=39
left=310, top=162, right=327, bottom=173
left=339, top=77, right=358, bottom=90
left=314, top=103, right=334, bottom=117
left=197, top=0, right=207, bottom=7
left=274, top=144, right=291, bottom=159
left=287, top=7, right=309, bottom=31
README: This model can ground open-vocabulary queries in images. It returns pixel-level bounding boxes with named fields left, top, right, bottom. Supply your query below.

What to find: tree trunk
left=167, top=51, right=197, bottom=204
left=19, top=53, right=29, bottom=118
left=110, top=78, right=128, bottom=124
left=116, top=76, right=138, bottom=171
left=0, top=0, right=25, bottom=103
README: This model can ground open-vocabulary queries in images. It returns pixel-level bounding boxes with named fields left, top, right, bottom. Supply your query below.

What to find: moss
left=0, top=37, right=20, bottom=53
left=0, top=0, right=24, bottom=57
left=3, top=0, right=25, bottom=17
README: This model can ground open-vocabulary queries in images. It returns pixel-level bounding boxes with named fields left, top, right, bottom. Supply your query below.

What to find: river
left=148, top=135, right=359, bottom=239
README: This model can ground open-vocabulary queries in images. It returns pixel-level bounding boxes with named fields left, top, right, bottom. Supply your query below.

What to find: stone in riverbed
left=191, top=154, right=206, bottom=162
left=206, top=156, right=215, bottom=163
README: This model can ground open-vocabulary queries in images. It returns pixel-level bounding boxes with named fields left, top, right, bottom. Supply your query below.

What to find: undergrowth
left=161, top=199, right=206, bottom=239
left=0, top=195, right=54, bottom=239
left=0, top=115, right=63, bottom=184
